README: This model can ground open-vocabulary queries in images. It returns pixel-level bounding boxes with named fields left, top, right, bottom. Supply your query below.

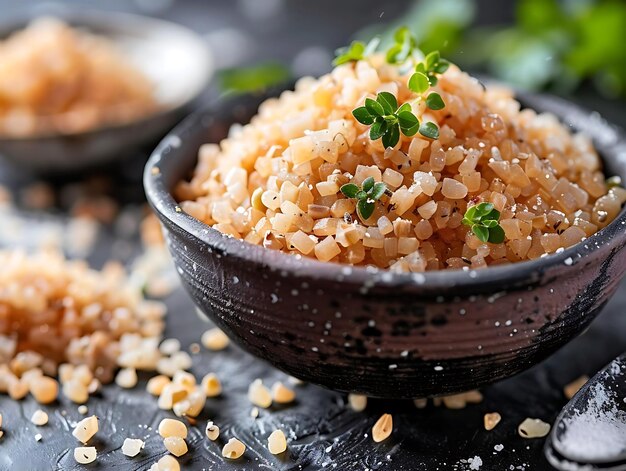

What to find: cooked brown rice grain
left=30, top=410, right=49, bottom=426
left=205, top=421, right=220, bottom=441
left=115, top=368, right=138, bottom=389
left=121, top=438, right=145, bottom=457
left=518, top=418, right=551, bottom=438
left=63, top=380, right=89, bottom=404
left=74, top=446, right=97, bottom=464
left=348, top=393, right=367, bottom=412
left=271, top=381, right=296, bottom=404
left=222, top=438, right=246, bottom=460
left=248, top=379, right=272, bottom=408
left=147, top=375, right=171, bottom=396
left=372, top=413, right=393, bottom=443
left=157, top=455, right=180, bottom=471
left=201, top=373, right=222, bottom=397
left=268, top=430, right=287, bottom=455
left=484, top=412, right=502, bottom=431
left=201, top=328, right=230, bottom=351
left=164, top=436, right=188, bottom=457
left=158, top=418, right=188, bottom=439
left=30, top=376, right=58, bottom=404
left=72, top=415, right=99, bottom=444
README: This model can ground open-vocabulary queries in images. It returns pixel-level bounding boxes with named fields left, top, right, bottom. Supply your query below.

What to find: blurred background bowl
left=0, top=9, right=212, bottom=175
left=144, top=89, right=626, bottom=398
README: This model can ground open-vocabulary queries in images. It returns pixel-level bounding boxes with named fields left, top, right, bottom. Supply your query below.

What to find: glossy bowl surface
left=145, top=89, right=626, bottom=398
left=0, top=9, right=212, bottom=174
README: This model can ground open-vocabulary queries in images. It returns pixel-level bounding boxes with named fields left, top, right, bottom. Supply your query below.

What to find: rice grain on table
left=177, top=57, right=623, bottom=271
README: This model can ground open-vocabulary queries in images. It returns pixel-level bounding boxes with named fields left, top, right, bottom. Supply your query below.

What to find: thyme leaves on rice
left=340, top=177, right=388, bottom=221
left=335, top=26, right=450, bottom=147
left=462, top=202, right=505, bottom=244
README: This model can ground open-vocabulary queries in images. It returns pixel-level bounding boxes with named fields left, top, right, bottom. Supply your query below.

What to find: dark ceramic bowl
left=144, top=89, right=626, bottom=399
left=0, top=9, right=212, bottom=174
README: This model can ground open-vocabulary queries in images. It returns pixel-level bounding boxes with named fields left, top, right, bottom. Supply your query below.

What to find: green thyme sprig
left=386, top=27, right=418, bottom=65
left=340, top=176, right=387, bottom=220
left=462, top=202, right=505, bottom=244
left=410, top=51, right=450, bottom=89
left=352, top=91, right=429, bottom=148
left=333, top=37, right=381, bottom=66
left=335, top=26, right=450, bottom=147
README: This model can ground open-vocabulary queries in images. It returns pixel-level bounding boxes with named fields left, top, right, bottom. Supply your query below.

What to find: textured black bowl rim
left=144, top=88, right=626, bottom=291
left=0, top=9, right=212, bottom=141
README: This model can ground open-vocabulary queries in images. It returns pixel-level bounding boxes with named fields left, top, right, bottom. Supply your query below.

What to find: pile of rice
left=176, top=56, right=624, bottom=271
left=0, top=250, right=166, bottom=401
left=0, top=18, right=157, bottom=137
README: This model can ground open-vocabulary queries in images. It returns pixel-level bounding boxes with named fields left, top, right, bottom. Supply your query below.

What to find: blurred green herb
left=355, top=0, right=475, bottom=57
left=462, top=0, right=626, bottom=97
left=333, top=37, right=381, bottom=66
left=386, top=27, right=418, bottom=64
left=462, top=202, right=504, bottom=243
left=218, top=63, right=292, bottom=94
left=340, top=176, right=388, bottom=220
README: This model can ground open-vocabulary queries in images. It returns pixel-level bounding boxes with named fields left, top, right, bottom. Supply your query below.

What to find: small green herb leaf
left=365, top=98, right=385, bottom=117
left=488, top=225, right=505, bottom=244
left=370, top=121, right=387, bottom=140
left=396, top=102, right=412, bottom=114
left=473, top=203, right=494, bottom=218
left=382, top=124, right=400, bottom=149
left=353, top=92, right=420, bottom=149
left=472, top=225, right=489, bottom=242
left=357, top=199, right=375, bottom=220
left=386, top=26, right=416, bottom=65
left=419, top=122, right=440, bottom=139
left=377, top=91, right=398, bottom=115
left=340, top=183, right=359, bottom=199
left=434, top=60, right=450, bottom=74
left=341, top=177, right=389, bottom=222
left=352, top=107, right=375, bottom=125
left=370, top=182, right=387, bottom=200
left=362, top=177, right=375, bottom=193
left=426, top=92, right=445, bottom=110
left=463, top=202, right=505, bottom=244
left=363, top=37, right=381, bottom=57
left=409, top=72, right=430, bottom=93
left=333, top=41, right=365, bottom=66
left=425, top=51, right=441, bottom=69
left=397, top=111, right=419, bottom=132
left=482, top=208, right=500, bottom=222
left=333, top=37, right=381, bottom=66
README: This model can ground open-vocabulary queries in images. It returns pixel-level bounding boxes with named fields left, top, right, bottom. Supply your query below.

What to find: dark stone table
left=0, top=2, right=625, bottom=470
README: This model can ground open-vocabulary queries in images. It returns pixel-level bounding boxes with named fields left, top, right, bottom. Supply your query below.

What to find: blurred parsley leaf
left=219, top=63, right=292, bottom=94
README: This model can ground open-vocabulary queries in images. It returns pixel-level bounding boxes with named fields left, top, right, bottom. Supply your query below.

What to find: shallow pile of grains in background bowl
left=0, top=18, right=157, bottom=137
left=176, top=55, right=624, bottom=271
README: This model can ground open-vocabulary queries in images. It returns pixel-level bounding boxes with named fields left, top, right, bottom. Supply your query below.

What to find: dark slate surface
left=1, top=2, right=625, bottom=470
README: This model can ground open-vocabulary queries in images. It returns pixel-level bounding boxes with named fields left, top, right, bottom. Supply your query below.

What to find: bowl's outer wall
left=147, top=91, right=626, bottom=398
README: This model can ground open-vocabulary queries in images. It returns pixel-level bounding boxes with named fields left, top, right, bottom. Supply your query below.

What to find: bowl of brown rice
left=0, top=11, right=212, bottom=173
left=144, top=48, right=626, bottom=398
